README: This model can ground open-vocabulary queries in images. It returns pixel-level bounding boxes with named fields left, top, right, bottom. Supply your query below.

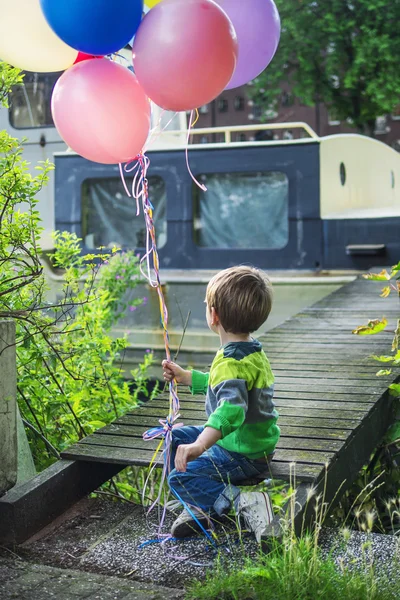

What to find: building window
left=193, top=171, right=289, bottom=249
left=234, top=96, right=245, bottom=111
left=81, top=176, right=167, bottom=250
left=218, top=98, right=228, bottom=113
left=253, top=105, right=263, bottom=119
left=375, top=116, right=389, bottom=135
left=281, top=92, right=294, bottom=107
left=198, top=104, right=209, bottom=114
left=8, top=72, right=61, bottom=129
left=327, top=109, right=340, bottom=126
left=391, top=105, right=400, bottom=121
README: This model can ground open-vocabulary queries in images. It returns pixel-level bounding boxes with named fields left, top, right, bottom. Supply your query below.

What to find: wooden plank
left=260, top=344, right=389, bottom=353
left=100, top=422, right=351, bottom=441
left=274, top=392, right=378, bottom=402
left=268, top=356, right=380, bottom=366
left=116, top=413, right=360, bottom=430
left=125, top=405, right=368, bottom=422
left=271, top=367, right=389, bottom=379
left=82, top=432, right=342, bottom=453
left=149, top=390, right=379, bottom=404
left=274, top=385, right=384, bottom=395
left=262, top=343, right=389, bottom=352
left=275, top=317, right=398, bottom=329
left=265, top=331, right=393, bottom=340
left=273, top=407, right=365, bottom=419
left=65, top=438, right=335, bottom=466
left=59, top=443, right=323, bottom=483
left=145, top=398, right=374, bottom=413
left=274, top=376, right=385, bottom=388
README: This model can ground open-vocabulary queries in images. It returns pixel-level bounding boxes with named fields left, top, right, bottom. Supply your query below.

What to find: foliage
left=0, top=61, right=23, bottom=108
left=353, top=264, right=400, bottom=386
left=332, top=262, right=400, bottom=532
left=250, top=0, right=400, bottom=135
left=186, top=533, right=397, bottom=600
left=0, top=137, right=52, bottom=318
left=16, top=233, right=156, bottom=470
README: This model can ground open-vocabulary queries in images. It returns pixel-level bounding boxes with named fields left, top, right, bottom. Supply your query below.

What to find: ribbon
left=119, top=111, right=210, bottom=542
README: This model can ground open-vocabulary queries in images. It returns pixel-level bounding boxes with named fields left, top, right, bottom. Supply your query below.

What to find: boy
left=162, top=266, right=279, bottom=542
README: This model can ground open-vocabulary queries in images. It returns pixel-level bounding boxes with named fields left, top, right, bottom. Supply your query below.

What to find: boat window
left=81, top=176, right=167, bottom=250
left=193, top=171, right=289, bottom=249
left=8, top=72, right=61, bottom=129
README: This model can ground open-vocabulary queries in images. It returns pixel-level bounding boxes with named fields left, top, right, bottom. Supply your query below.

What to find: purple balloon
left=216, top=0, right=281, bottom=90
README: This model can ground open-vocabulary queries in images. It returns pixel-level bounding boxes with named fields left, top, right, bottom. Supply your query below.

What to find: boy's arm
left=190, top=370, right=210, bottom=395
left=174, top=426, right=221, bottom=472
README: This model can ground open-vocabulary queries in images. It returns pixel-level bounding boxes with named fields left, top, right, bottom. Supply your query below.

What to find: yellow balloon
left=0, top=0, right=78, bottom=73
left=144, top=0, right=163, bottom=8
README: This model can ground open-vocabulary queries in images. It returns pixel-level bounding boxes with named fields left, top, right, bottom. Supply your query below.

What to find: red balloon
left=133, top=0, right=238, bottom=111
left=52, top=59, right=151, bottom=165
left=74, top=52, right=99, bottom=64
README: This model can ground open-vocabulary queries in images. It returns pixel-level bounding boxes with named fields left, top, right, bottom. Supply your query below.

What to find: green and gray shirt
left=190, top=339, right=280, bottom=459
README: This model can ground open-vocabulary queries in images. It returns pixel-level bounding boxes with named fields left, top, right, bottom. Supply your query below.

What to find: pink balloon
left=132, top=0, right=238, bottom=112
left=51, top=58, right=151, bottom=165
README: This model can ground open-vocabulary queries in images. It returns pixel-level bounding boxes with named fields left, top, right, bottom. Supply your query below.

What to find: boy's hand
left=162, top=360, right=192, bottom=387
left=174, top=442, right=204, bottom=472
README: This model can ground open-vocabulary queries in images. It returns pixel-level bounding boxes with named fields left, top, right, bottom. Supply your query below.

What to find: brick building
left=193, top=85, right=400, bottom=150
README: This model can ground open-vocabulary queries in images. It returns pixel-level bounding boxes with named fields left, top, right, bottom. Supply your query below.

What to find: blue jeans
left=167, top=425, right=271, bottom=515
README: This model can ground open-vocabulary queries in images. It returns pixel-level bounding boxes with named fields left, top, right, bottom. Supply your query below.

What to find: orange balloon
left=133, top=0, right=237, bottom=112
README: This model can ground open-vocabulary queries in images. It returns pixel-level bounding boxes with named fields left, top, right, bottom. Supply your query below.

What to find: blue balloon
left=40, top=0, right=144, bottom=56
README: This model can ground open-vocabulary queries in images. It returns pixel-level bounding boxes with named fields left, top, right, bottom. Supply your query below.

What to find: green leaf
left=391, top=261, right=400, bottom=273
left=392, top=319, right=400, bottom=352
left=384, top=421, right=400, bottom=444
left=376, top=369, right=392, bottom=376
left=370, top=354, right=396, bottom=363
left=363, top=270, right=391, bottom=281
left=389, top=384, right=400, bottom=397
left=352, top=318, right=388, bottom=336
left=87, top=420, right=107, bottom=429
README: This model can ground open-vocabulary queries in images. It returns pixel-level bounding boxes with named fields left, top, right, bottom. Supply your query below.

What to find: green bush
left=0, top=60, right=155, bottom=473
left=17, top=233, right=155, bottom=470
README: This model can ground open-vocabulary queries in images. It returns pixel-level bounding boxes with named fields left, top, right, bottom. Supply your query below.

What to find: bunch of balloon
left=0, top=0, right=281, bottom=165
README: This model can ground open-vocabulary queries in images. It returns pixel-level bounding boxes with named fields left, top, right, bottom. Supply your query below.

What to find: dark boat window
left=81, top=176, right=167, bottom=249
left=193, top=171, right=289, bottom=249
left=8, top=72, right=61, bottom=129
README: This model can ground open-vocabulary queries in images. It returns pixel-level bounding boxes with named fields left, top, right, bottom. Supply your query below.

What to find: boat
left=2, top=79, right=399, bottom=371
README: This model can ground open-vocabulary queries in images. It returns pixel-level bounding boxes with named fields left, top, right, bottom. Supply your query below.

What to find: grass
left=185, top=533, right=398, bottom=600
left=185, top=472, right=400, bottom=600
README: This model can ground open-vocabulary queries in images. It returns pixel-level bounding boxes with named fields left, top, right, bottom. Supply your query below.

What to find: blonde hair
left=206, top=266, right=273, bottom=334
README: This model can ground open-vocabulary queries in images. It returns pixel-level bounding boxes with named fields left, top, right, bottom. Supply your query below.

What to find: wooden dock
left=61, top=276, right=399, bottom=533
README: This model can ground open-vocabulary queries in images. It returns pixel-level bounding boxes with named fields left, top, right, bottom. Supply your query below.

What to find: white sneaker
left=236, top=491, right=274, bottom=543
left=171, top=508, right=212, bottom=538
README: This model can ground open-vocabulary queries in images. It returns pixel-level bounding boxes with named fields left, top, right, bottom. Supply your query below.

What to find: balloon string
left=119, top=152, right=181, bottom=535
left=186, top=109, right=207, bottom=192
left=144, top=110, right=179, bottom=153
